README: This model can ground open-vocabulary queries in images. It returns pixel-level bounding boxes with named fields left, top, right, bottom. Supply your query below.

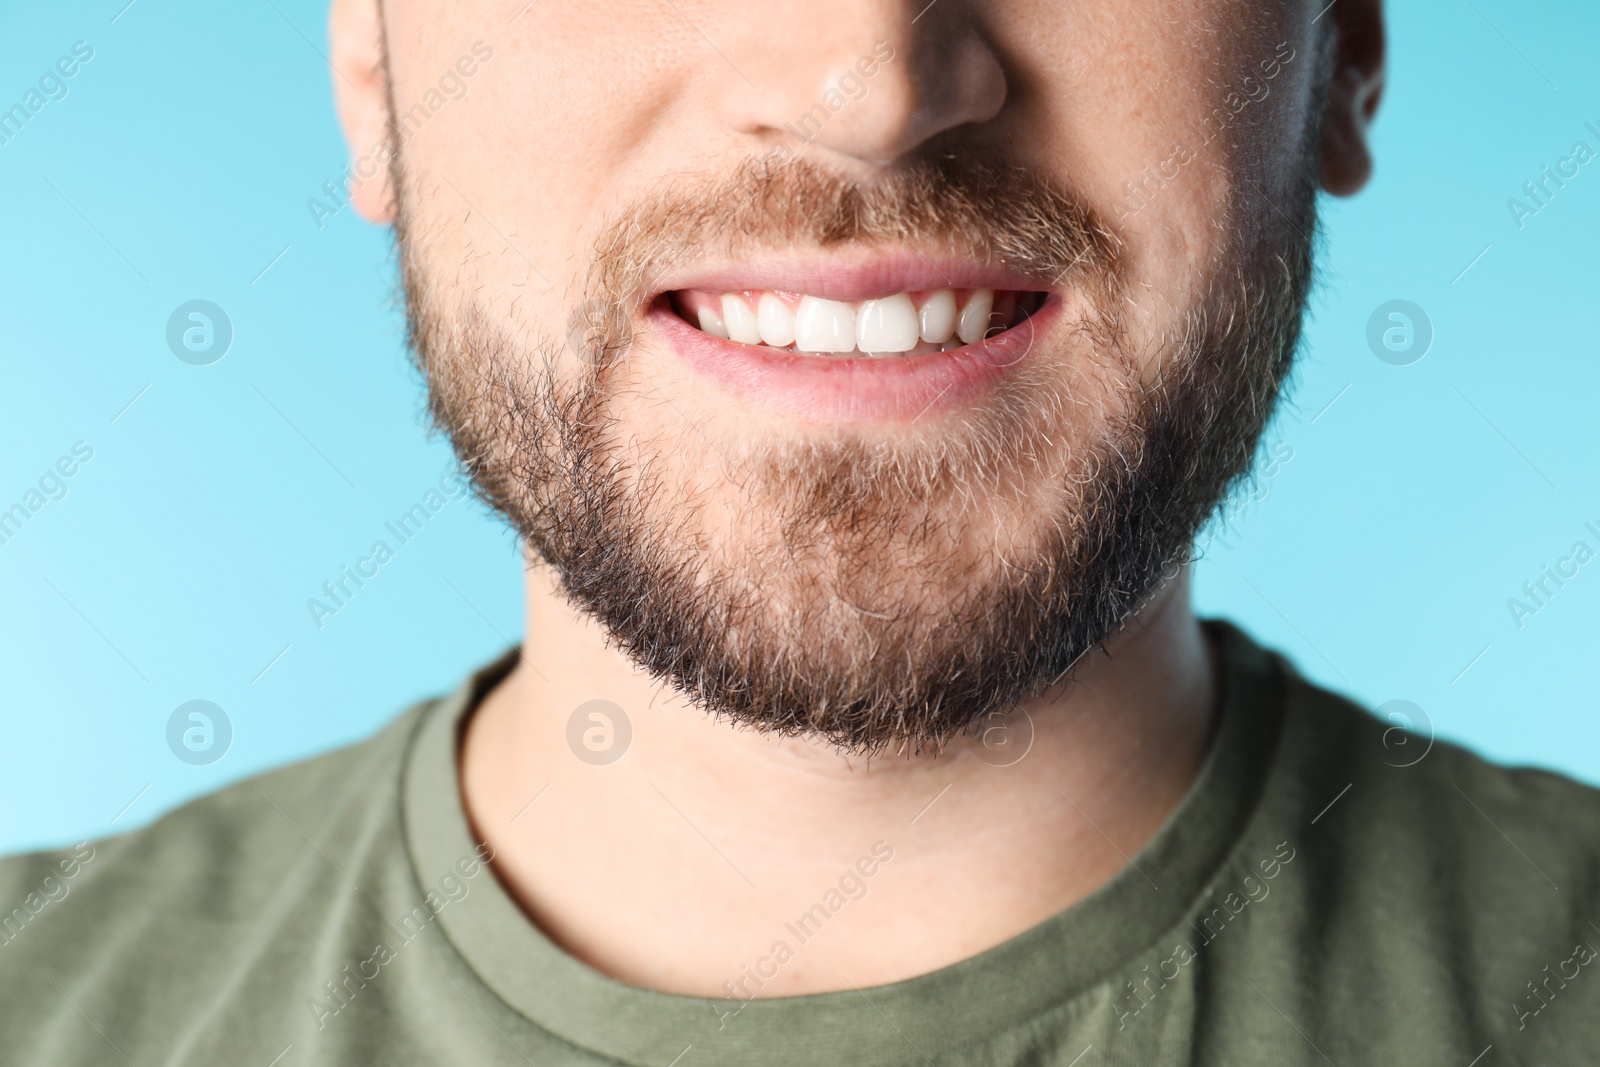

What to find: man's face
left=335, top=0, right=1362, bottom=752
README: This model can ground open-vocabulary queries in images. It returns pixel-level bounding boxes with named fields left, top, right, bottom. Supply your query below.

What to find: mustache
left=583, top=153, right=1126, bottom=313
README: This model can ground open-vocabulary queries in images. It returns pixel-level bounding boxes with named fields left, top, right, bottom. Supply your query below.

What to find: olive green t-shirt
left=3, top=620, right=1598, bottom=1065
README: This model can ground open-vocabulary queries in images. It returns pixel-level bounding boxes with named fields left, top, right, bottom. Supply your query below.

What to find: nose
left=716, top=1, right=1008, bottom=167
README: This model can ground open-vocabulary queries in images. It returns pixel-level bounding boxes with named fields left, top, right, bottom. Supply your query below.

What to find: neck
left=460, top=560, right=1220, bottom=997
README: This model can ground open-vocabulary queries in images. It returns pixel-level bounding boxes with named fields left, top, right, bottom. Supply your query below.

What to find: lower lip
left=646, top=296, right=1062, bottom=423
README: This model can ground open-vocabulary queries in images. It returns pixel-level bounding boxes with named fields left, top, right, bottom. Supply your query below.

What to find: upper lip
left=651, top=250, right=1060, bottom=304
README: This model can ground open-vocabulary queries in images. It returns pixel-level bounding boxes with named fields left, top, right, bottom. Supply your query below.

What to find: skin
left=329, top=0, right=1383, bottom=997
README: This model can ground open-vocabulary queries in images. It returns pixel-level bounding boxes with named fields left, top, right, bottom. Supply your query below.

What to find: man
left=3, top=0, right=1597, bottom=1063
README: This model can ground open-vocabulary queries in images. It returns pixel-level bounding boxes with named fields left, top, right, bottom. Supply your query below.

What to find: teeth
left=721, top=294, right=763, bottom=346
left=855, top=293, right=920, bottom=354
left=757, top=293, right=796, bottom=348
left=956, top=288, right=994, bottom=346
left=919, top=289, right=956, bottom=344
left=696, top=304, right=729, bottom=340
left=794, top=296, right=857, bottom=353
left=687, top=287, right=1015, bottom=357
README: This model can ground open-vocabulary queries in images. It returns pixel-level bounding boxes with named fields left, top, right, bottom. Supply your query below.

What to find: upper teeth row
left=698, top=289, right=1001, bottom=355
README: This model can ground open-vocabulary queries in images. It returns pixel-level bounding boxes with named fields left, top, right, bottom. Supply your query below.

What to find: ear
left=1318, top=0, right=1385, bottom=197
left=330, top=0, right=396, bottom=224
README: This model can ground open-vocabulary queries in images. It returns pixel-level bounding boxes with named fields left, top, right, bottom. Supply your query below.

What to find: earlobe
left=1318, top=0, right=1385, bottom=198
left=329, top=0, right=396, bottom=224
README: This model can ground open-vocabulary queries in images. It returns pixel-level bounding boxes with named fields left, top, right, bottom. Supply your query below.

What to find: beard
left=394, top=146, right=1320, bottom=756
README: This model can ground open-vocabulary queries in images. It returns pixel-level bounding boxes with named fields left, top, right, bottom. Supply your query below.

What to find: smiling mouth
left=667, top=287, right=1049, bottom=358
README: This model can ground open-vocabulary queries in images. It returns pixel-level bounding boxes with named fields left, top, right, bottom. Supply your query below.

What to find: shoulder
left=1277, top=664, right=1600, bottom=878
left=1247, top=653, right=1600, bottom=1046
left=0, top=701, right=432, bottom=1049
left=0, top=701, right=424, bottom=913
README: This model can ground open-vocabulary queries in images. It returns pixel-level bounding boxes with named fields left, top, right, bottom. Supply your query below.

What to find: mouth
left=644, top=256, right=1061, bottom=423
left=668, top=286, right=1048, bottom=358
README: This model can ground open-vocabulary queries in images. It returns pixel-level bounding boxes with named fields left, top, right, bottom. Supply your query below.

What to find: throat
left=456, top=567, right=1220, bottom=997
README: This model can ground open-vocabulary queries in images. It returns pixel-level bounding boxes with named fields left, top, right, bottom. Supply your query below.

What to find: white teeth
left=757, top=293, right=796, bottom=348
left=855, top=293, right=920, bottom=354
left=794, top=296, right=857, bottom=353
left=721, top=294, right=763, bottom=346
left=956, top=289, right=994, bottom=346
left=696, top=304, right=729, bottom=340
left=918, top=289, right=957, bottom=344
left=694, top=286, right=1016, bottom=355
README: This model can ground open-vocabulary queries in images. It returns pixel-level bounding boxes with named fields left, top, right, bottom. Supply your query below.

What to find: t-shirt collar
left=401, top=620, right=1284, bottom=1066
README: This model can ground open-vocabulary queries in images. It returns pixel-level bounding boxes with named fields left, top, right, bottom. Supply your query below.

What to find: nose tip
left=723, top=6, right=1009, bottom=169
left=804, top=31, right=1007, bottom=165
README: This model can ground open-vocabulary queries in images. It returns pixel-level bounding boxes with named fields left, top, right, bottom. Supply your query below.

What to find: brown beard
left=395, top=150, right=1319, bottom=756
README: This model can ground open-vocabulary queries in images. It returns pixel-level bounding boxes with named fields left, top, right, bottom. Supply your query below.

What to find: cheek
left=987, top=0, right=1304, bottom=330
left=387, top=8, right=687, bottom=342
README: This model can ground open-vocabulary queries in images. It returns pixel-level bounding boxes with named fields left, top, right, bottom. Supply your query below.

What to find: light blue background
left=2, top=0, right=1596, bottom=854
